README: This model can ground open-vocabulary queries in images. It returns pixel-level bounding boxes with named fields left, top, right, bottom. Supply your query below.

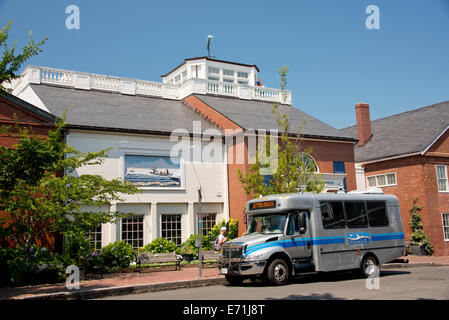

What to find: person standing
left=214, top=226, right=227, bottom=251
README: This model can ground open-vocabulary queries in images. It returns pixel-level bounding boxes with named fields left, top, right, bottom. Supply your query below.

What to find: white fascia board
left=421, top=124, right=449, bottom=155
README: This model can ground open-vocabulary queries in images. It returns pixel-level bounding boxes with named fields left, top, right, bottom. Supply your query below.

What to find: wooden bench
left=136, top=252, right=182, bottom=272
left=201, top=250, right=220, bottom=265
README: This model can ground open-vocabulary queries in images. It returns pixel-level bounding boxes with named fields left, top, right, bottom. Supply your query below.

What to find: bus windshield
left=246, top=213, right=288, bottom=235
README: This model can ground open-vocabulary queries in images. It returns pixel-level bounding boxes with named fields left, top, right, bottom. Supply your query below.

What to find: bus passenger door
left=285, top=211, right=312, bottom=260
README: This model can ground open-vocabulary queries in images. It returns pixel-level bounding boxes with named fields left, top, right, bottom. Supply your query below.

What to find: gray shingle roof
left=194, top=95, right=355, bottom=141
left=30, top=84, right=220, bottom=134
left=340, top=100, right=449, bottom=162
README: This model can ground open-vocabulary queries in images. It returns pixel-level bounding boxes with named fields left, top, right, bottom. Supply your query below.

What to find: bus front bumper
left=218, top=260, right=267, bottom=276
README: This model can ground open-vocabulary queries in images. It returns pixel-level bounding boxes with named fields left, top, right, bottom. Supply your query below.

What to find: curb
left=11, top=277, right=227, bottom=300
left=381, top=262, right=447, bottom=269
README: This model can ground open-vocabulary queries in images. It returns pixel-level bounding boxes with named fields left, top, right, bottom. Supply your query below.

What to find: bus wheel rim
left=274, top=264, right=287, bottom=281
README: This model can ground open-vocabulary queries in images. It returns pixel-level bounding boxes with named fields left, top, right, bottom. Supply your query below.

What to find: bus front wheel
left=266, top=258, right=290, bottom=285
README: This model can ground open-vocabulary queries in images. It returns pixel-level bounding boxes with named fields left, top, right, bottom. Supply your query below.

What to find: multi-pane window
left=436, top=165, right=448, bottom=192
left=201, top=213, right=216, bottom=236
left=208, top=76, right=219, bottom=81
left=237, top=71, right=248, bottom=78
left=191, top=65, right=201, bottom=78
left=442, top=213, right=449, bottom=241
left=86, top=225, right=102, bottom=250
left=161, top=214, right=182, bottom=245
left=122, top=215, right=144, bottom=249
left=366, top=173, right=397, bottom=187
left=297, top=153, right=318, bottom=172
left=223, top=69, right=234, bottom=76
left=237, top=80, right=248, bottom=85
left=174, top=74, right=181, bottom=83
left=223, top=78, right=234, bottom=83
left=208, top=67, right=219, bottom=74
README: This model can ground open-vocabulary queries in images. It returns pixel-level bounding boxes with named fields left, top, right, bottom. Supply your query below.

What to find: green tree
left=0, top=21, right=47, bottom=92
left=238, top=66, right=325, bottom=197
left=0, top=117, right=140, bottom=258
left=409, top=198, right=433, bottom=255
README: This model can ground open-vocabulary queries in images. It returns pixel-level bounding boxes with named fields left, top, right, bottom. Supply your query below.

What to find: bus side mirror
left=299, top=212, right=307, bottom=234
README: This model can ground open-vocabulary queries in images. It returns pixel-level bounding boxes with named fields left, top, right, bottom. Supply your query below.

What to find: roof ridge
left=341, top=99, right=449, bottom=130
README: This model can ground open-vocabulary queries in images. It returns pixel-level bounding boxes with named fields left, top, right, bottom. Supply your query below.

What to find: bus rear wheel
left=361, top=255, right=379, bottom=278
left=266, top=258, right=290, bottom=285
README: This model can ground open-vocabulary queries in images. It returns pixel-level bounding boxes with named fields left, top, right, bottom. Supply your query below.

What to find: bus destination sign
left=249, top=200, right=276, bottom=210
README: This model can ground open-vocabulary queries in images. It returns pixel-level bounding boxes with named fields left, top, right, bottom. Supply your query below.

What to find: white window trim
left=442, top=213, right=449, bottom=242
left=366, top=172, right=397, bottom=188
left=160, top=213, right=182, bottom=245
left=120, top=214, right=145, bottom=249
left=436, top=165, right=449, bottom=193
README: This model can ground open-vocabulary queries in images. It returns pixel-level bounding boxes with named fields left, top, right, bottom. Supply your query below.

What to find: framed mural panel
left=124, top=154, right=182, bottom=188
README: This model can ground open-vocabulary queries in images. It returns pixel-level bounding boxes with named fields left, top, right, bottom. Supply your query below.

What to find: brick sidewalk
left=0, top=265, right=224, bottom=300
left=1, top=256, right=448, bottom=300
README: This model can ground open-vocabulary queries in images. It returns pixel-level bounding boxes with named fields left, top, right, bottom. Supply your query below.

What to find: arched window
left=296, top=153, right=319, bottom=173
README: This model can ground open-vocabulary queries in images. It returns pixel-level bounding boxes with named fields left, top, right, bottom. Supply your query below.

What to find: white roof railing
left=10, top=65, right=292, bottom=105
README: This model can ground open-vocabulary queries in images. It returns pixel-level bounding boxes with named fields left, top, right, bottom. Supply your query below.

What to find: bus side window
left=345, top=201, right=368, bottom=228
left=367, top=201, right=389, bottom=227
left=320, top=201, right=345, bottom=229
left=287, top=213, right=295, bottom=235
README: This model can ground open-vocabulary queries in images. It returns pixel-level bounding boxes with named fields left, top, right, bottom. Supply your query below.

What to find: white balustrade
left=40, top=67, right=73, bottom=87
left=135, top=80, right=163, bottom=96
left=18, top=66, right=292, bottom=104
left=91, top=74, right=121, bottom=92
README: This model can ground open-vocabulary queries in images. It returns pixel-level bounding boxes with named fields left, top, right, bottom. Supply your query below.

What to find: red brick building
left=184, top=94, right=358, bottom=236
left=0, top=91, right=56, bottom=249
left=342, top=101, right=449, bottom=255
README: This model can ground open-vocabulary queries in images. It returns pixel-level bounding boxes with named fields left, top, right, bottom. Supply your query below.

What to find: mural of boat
left=125, top=167, right=181, bottom=187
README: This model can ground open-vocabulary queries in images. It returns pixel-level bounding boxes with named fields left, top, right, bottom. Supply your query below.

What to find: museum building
left=7, top=57, right=357, bottom=246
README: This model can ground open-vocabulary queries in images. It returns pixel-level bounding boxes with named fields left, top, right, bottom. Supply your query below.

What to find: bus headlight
left=245, top=253, right=264, bottom=261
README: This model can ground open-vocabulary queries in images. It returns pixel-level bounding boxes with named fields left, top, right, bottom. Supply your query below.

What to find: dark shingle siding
left=340, top=100, right=449, bottom=162
left=194, top=94, right=355, bottom=141
left=30, top=85, right=220, bottom=134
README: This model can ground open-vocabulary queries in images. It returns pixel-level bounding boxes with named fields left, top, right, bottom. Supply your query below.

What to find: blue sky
left=1, top=0, right=449, bottom=129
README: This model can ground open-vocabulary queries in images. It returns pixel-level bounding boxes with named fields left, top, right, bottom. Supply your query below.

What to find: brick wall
left=364, top=155, right=449, bottom=256
left=0, top=95, right=56, bottom=251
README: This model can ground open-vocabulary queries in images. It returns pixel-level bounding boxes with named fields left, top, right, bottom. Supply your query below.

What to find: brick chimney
left=355, top=103, right=372, bottom=147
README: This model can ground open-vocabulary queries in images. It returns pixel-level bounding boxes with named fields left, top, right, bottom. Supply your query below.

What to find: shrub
left=5, top=246, right=65, bottom=285
left=101, top=241, right=135, bottom=269
left=142, top=238, right=179, bottom=254
left=0, top=247, right=22, bottom=284
left=208, top=218, right=239, bottom=242
left=409, top=199, right=433, bottom=255
left=63, top=232, right=94, bottom=267
left=180, top=234, right=213, bottom=256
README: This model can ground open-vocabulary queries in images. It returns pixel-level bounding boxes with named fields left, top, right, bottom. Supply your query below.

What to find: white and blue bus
left=218, top=192, right=406, bottom=285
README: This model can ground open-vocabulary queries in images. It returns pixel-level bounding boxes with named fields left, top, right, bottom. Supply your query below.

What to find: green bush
left=180, top=234, right=213, bottom=256
left=409, top=199, right=433, bottom=255
left=142, top=238, right=179, bottom=254
left=208, top=218, right=239, bottom=242
left=5, top=246, right=66, bottom=285
left=101, top=241, right=135, bottom=269
left=0, top=247, right=22, bottom=284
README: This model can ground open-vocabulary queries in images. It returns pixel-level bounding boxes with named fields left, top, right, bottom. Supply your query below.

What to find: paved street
left=99, top=266, right=449, bottom=300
